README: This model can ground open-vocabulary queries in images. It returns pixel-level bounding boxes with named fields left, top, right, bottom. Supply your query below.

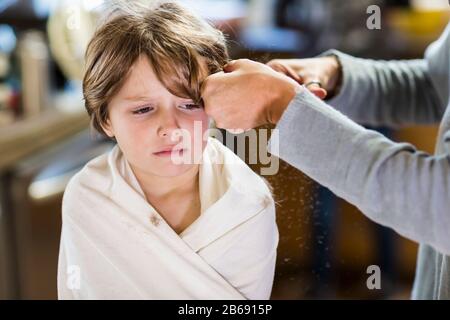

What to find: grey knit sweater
left=268, top=23, right=450, bottom=299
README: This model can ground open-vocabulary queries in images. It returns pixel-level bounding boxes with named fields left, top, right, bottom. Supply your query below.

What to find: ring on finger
left=305, top=80, right=323, bottom=88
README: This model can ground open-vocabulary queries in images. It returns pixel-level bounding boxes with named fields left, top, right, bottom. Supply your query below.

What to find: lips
left=153, top=146, right=186, bottom=157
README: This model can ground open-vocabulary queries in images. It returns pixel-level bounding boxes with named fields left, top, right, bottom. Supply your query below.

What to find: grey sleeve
left=321, top=50, right=445, bottom=128
left=268, top=90, right=450, bottom=255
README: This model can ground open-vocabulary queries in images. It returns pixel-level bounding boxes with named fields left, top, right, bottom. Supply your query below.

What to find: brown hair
left=83, top=0, right=229, bottom=136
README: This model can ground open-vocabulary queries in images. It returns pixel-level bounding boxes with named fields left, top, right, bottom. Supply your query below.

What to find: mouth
left=153, top=147, right=187, bottom=158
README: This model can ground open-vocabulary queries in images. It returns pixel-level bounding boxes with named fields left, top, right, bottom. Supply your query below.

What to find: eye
left=179, top=103, right=201, bottom=111
left=132, top=106, right=154, bottom=115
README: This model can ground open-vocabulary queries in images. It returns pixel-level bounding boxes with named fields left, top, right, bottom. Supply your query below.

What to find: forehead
left=115, top=55, right=167, bottom=101
left=111, top=53, right=211, bottom=104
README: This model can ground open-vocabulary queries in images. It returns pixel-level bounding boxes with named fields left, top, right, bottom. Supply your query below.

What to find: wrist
left=267, top=78, right=301, bottom=125
left=324, top=55, right=342, bottom=99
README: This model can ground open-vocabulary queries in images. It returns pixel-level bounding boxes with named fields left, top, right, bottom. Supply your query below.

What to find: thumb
left=222, top=60, right=238, bottom=73
left=222, top=59, right=255, bottom=73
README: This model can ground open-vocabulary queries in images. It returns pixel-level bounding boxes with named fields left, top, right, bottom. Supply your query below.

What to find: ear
left=101, top=118, right=115, bottom=138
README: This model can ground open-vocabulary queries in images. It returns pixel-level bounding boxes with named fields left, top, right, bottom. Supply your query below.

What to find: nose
left=156, top=110, right=180, bottom=140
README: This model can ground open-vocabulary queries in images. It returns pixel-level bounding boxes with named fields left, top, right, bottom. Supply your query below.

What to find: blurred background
left=0, top=0, right=448, bottom=300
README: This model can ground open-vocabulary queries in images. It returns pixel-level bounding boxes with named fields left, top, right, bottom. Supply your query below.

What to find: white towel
left=57, top=137, right=278, bottom=299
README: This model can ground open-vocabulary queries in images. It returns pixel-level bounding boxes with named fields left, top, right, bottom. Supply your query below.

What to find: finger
left=223, top=59, right=255, bottom=73
left=266, top=61, right=281, bottom=71
left=223, top=60, right=240, bottom=73
left=302, top=76, right=329, bottom=100
left=305, top=84, right=328, bottom=100
left=283, top=65, right=302, bottom=83
left=266, top=60, right=281, bottom=71
left=268, top=61, right=302, bottom=83
left=200, top=71, right=224, bottom=96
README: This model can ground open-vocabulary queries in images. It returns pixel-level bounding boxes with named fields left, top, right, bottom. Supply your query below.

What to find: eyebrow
left=122, top=95, right=155, bottom=102
left=120, top=93, right=196, bottom=104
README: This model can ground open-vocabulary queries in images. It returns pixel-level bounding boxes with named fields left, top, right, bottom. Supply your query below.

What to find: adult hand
left=267, top=56, right=342, bottom=100
left=201, top=59, right=302, bottom=132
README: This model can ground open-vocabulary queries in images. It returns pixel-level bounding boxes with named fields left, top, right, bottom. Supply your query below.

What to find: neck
left=131, top=164, right=200, bottom=202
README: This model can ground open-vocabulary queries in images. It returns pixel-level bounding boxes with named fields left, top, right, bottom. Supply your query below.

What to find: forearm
left=269, top=90, right=450, bottom=254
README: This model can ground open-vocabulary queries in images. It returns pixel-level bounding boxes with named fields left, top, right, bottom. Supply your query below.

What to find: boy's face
left=105, top=55, right=209, bottom=178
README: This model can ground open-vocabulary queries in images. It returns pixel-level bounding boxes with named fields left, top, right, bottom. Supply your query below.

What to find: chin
left=152, top=163, right=196, bottom=178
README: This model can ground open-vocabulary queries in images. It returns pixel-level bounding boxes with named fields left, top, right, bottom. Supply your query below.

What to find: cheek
left=110, top=115, right=151, bottom=155
left=178, top=112, right=210, bottom=146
